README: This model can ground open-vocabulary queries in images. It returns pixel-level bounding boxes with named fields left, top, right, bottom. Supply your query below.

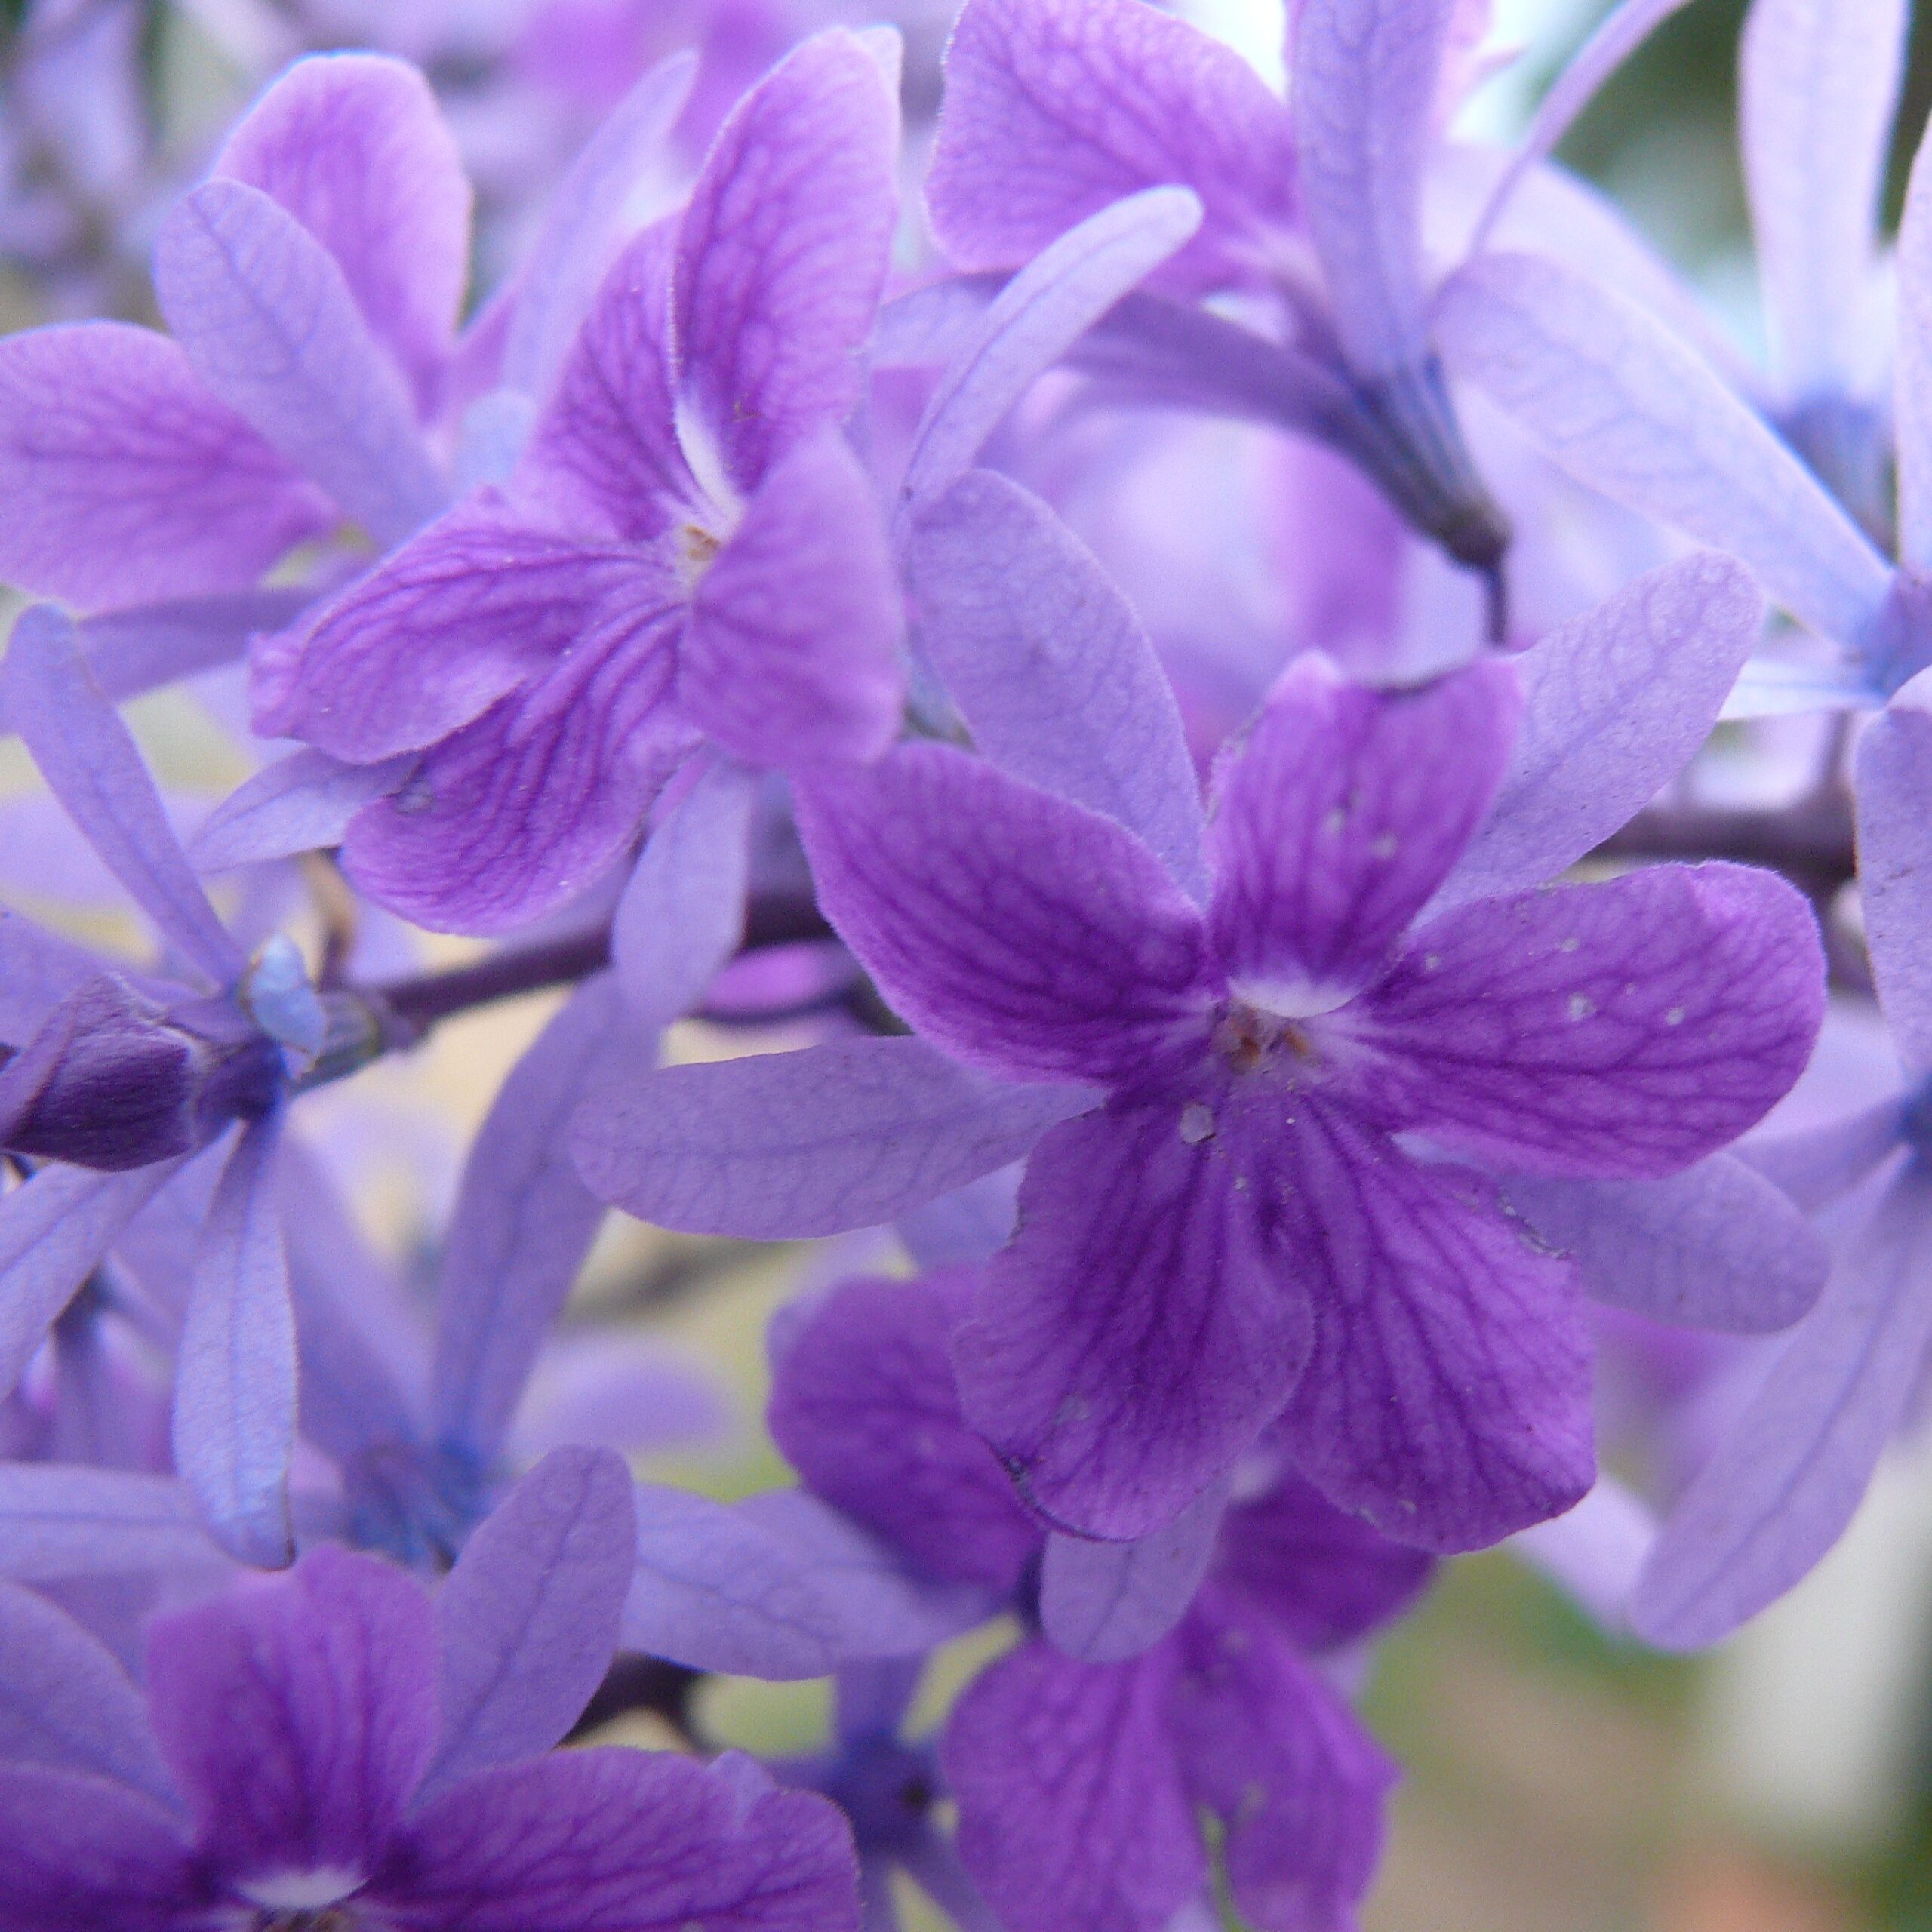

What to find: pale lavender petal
left=1039, top=1481, right=1226, bottom=1664
left=0, top=1767, right=195, bottom=1923
left=573, top=1035, right=1093, bottom=1238
left=146, top=1544, right=438, bottom=1869
left=796, top=743, right=1214, bottom=1083
left=341, top=618, right=688, bottom=935
left=511, top=1338, right=729, bottom=1462
left=1291, top=0, right=1451, bottom=377
left=1899, top=134, right=1932, bottom=571
left=1270, top=1109, right=1593, bottom=1552
left=4, top=605, right=243, bottom=987
left=1433, top=252, right=1894, bottom=643
left=872, top=274, right=1001, bottom=370
left=1355, top=864, right=1826, bottom=1178
left=1214, top=1472, right=1434, bottom=1651
left=1171, top=1591, right=1395, bottom=1932
left=0, top=322, right=327, bottom=609
left=75, top=588, right=312, bottom=706
left=155, top=180, right=448, bottom=546
left=1743, top=0, right=1909, bottom=400
left=681, top=431, right=906, bottom=768
left=1744, top=1100, right=1909, bottom=1213
left=943, top=1638, right=1201, bottom=1932
left=626, top=1481, right=986, bottom=1678
left=897, top=1168, right=1020, bottom=1269
left=1509, top=1476, right=1657, bottom=1627
left=675, top=29, right=900, bottom=494
left=431, top=978, right=620, bottom=1460
left=171, top=1117, right=295, bottom=1568
left=0, top=1580, right=173, bottom=1800
left=385, top=1748, right=860, bottom=1932
left=1208, top=656, right=1518, bottom=1004
left=214, top=51, right=471, bottom=415
left=768, top=1272, right=1038, bottom=1592
left=501, top=51, right=698, bottom=400
left=260, top=503, right=666, bottom=761
left=1855, top=694, right=1932, bottom=1069
left=0, top=909, right=110, bottom=1041
left=906, top=469, right=1206, bottom=900
left=926, top=0, right=1297, bottom=292
left=899, top=186, right=1204, bottom=510
left=0, top=1468, right=214, bottom=1581
left=1632, top=1161, right=1932, bottom=1647
left=189, top=748, right=414, bottom=873
left=0, top=1163, right=177, bottom=1400
left=954, top=1103, right=1311, bottom=1542
left=1472, top=0, right=1698, bottom=253
left=1503, top=1155, right=1829, bottom=1333
left=518, top=223, right=694, bottom=544
left=423, top=1447, right=636, bottom=1798
left=613, top=761, right=756, bottom=1031
left=1434, top=555, right=1764, bottom=912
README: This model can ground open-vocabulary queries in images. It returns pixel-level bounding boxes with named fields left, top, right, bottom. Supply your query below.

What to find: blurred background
left=7, top=0, right=1932, bottom=1926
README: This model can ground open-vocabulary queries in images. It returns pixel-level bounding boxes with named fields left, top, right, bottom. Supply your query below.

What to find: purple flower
left=251, top=29, right=907, bottom=934
left=0, top=1447, right=861, bottom=1932
left=768, top=1271, right=1429, bottom=1932
left=583, top=642, right=1825, bottom=1552
left=0, top=52, right=477, bottom=703
left=916, top=0, right=1512, bottom=596
left=0, top=605, right=400, bottom=1569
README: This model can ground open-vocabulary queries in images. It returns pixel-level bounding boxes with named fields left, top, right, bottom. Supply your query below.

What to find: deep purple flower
left=585, top=642, right=1824, bottom=1552
left=250, top=29, right=906, bottom=934
left=768, top=1271, right=1429, bottom=1932
left=0, top=1448, right=861, bottom=1932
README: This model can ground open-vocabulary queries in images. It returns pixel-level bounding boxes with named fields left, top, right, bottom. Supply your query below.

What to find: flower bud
left=0, top=976, right=284, bottom=1173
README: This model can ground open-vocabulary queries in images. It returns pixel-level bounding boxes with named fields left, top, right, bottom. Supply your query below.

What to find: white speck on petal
left=1423, top=953, right=1441, bottom=973
left=1180, top=1102, right=1216, bottom=1145
left=1558, top=937, right=1579, bottom=953
left=1665, top=1007, right=1685, bottom=1026
left=1567, top=994, right=1595, bottom=1021
left=1370, top=832, right=1397, bottom=859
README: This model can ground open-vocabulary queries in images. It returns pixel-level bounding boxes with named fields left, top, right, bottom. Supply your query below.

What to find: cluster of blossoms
left=0, top=0, right=1921, bottom=1922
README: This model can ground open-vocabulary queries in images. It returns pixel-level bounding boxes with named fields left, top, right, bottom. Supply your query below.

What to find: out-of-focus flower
left=0, top=1448, right=863, bottom=1931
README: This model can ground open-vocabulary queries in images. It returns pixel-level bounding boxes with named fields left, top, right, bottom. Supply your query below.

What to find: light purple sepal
left=898, top=186, right=1203, bottom=512
left=906, top=470, right=1207, bottom=900
left=625, top=1483, right=990, bottom=1679
left=0, top=1466, right=218, bottom=1581
left=1632, top=1159, right=1932, bottom=1648
left=1855, top=694, right=1932, bottom=1072
left=155, top=180, right=448, bottom=546
left=421, top=1447, right=638, bottom=1802
left=613, top=761, right=756, bottom=1031
left=430, top=977, right=623, bottom=1461
left=1472, top=0, right=1699, bottom=254
left=1745, top=0, right=1909, bottom=404
left=1509, top=1477, right=1657, bottom=1630
left=1503, top=1155, right=1829, bottom=1334
left=1433, top=554, right=1763, bottom=912
left=1433, top=251, right=1892, bottom=645
left=172, top=1115, right=296, bottom=1568
left=4, top=606, right=244, bottom=989
left=0, top=1161, right=180, bottom=1399
left=572, top=1035, right=1096, bottom=1239
left=0, top=1580, right=175, bottom=1801
left=500, top=51, right=698, bottom=401
left=1039, top=1481, right=1227, bottom=1663
left=190, top=749, right=416, bottom=873
left=1291, top=0, right=1451, bottom=378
